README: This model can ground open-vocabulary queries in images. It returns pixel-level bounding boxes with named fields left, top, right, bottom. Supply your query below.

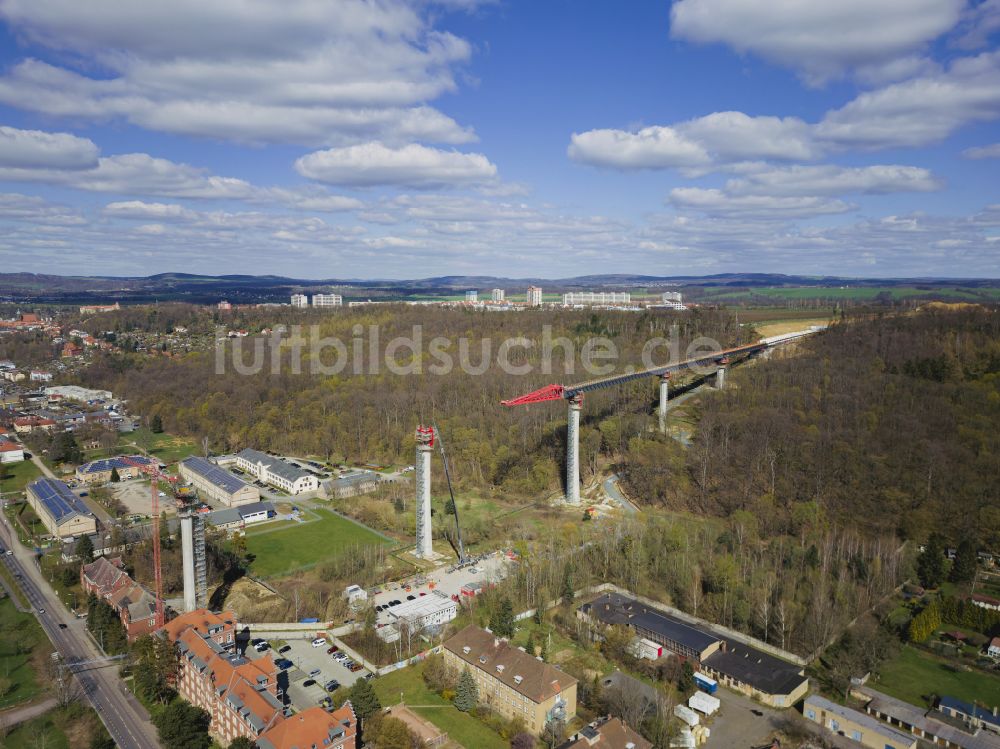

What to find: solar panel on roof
left=183, top=457, right=249, bottom=494
left=29, top=478, right=93, bottom=522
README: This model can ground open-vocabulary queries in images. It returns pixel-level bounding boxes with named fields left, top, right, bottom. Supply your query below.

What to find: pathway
left=0, top=696, right=57, bottom=729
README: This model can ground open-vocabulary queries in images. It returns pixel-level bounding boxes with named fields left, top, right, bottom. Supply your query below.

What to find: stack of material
left=689, top=691, right=721, bottom=716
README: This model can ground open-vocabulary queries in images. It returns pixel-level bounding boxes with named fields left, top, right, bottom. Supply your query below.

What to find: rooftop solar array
left=80, top=455, right=153, bottom=474
left=28, top=477, right=94, bottom=522
left=182, top=456, right=250, bottom=495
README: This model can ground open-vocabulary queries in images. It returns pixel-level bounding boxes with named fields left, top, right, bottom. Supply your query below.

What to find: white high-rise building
left=290, top=294, right=308, bottom=307
left=526, top=286, right=543, bottom=306
left=465, top=290, right=478, bottom=302
left=562, top=291, right=631, bottom=305
left=659, top=291, right=686, bottom=310
left=491, top=288, right=505, bottom=302
left=312, top=293, right=343, bottom=307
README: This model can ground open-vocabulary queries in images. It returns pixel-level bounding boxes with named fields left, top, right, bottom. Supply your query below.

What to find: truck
left=693, top=671, right=718, bottom=694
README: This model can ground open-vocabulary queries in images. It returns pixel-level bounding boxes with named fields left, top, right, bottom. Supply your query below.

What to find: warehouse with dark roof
left=579, top=592, right=808, bottom=708
left=179, top=456, right=260, bottom=507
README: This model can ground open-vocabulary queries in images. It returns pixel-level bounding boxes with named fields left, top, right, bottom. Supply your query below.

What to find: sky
left=0, top=0, right=998, bottom=279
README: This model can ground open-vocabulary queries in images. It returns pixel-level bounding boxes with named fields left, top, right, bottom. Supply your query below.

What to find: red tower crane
left=122, top=456, right=177, bottom=628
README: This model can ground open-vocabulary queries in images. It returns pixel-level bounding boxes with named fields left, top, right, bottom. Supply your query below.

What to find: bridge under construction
left=500, top=328, right=823, bottom=504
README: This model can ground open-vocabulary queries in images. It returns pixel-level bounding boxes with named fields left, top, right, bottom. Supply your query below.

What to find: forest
left=620, top=305, right=1000, bottom=548
left=76, top=304, right=749, bottom=497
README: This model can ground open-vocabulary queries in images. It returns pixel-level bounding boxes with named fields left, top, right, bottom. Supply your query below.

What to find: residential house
left=988, top=637, right=1000, bottom=659
left=443, top=625, right=577, bottom=735
left=558, top=717, right=652, bottom=749
left=13, top=415, right=56, bottom=434
left=856, top=686, right=1000, bottom=749
left=938, top=697, right=1000, bottom=735
left=80, top=555, right=159, bottom=641
left=0, top=439, right=24, bottom=463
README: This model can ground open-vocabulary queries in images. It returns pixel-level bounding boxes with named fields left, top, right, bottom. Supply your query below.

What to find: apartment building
left=312, top=293, right=343, bottom=307
left=290, top=294, right=309, bottom=307
left=443, top=625, right=577, bottom=735
left=561, top=291, right=631, bottom=306
left=491, top=289, right=505, bottom=302
left=526, top=286, right=543, bottom=306
left=80, top=556, right=159, bottom=641
left=163, top=608, right=238, bottom=651
left=235, top=449, right=318, bottom=494
left=257, top=705, right=357, bottom=749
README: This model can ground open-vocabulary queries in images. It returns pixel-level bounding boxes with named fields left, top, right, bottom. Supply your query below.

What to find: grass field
left=244, top=508, right=392, bottom=577
left=874, top=646, right=1000, bottom=707
left=1, top=703, right=111, bottom=748
left=0, top=596, right=50, bottom=709
left=0, top=459, right=41, bottom=495
left=699, top=285, right=1000, bottom=303
left=754, top=317, right=832, bottom=338
left=372, top=662, right=507, bottom=749
left=117, top=428, right=199, bottom=464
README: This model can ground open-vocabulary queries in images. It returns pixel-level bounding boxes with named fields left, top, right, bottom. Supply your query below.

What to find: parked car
left=324, top=679, right=340, bottom=692
left=406, top=595, right=416, bottom=601
left=308, top=668, right=322, bottom=678
left=250, top=638, right=264, bottom=645
left=311, top=638, right=327, bottom=647
left=349, top=663, right=363, bottom=672
left=303, top=679, right=316, bottom=687
left=254, top=642, right=270, bottom=652
left=276, top=659, right=293, bottom=670
left=326, top=646, right=337, bottom=654
left=278, top=645, right=292, bottom=654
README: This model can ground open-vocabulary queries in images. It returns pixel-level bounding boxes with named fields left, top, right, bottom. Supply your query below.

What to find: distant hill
left=0, top=271, right=997, bottom=305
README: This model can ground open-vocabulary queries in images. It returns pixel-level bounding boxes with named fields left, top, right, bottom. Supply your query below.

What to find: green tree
left=950, top=539, right=977, bottom=584
left=50, top=431, right=82, bottom=464
left=150, top=414, right=164, bottom=433
left=454, top=666, right=478, bottom=712
left=560, top=564, right=574, bottom=606
left=228, top=738, right=256, bottom=749
left=540, top=635, right=549, bottom=663
left=76, top=534, right=94, bottom=563
left=153, top=700, right=211, bottom=749
left=917, top=533, right=946, bottom=588
left=373, top=716, right=416, bottom=749
left=60, top=566, right=78, bottom=588
left=677, top=661, right=694, bottom=694
left=525, top=630, right=536, bottom=657
left=110, top=467, right=120, bottom=483
left=348, top=676, right=381, bottom=722
left=490, top=597, right=516, bottom=639
left=511, top=732, right=536, bottom=749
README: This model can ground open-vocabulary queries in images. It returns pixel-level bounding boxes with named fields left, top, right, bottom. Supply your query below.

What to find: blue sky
left=0, top=0, right=997, bottom=279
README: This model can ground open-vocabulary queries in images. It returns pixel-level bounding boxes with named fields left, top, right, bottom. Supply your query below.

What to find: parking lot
left=246, top=633, right=370, bottom=710
left=111, top=479, right=178, bottom=516
left=369, top=552, right=510, bottom=626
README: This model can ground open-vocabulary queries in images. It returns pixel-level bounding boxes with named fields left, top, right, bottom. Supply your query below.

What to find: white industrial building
left=44, top=385, right=114, bottom=402
left=562, top=291, right=631, bottom=306
left=178, top=456, right=260, bottom=507
left=235, top=448, right=318, bottom=494
left=387, top=590, right=458, bottom=630
left=312, top=293, right=342, bottom=307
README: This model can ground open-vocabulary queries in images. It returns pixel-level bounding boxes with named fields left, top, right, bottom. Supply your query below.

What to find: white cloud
left=724, top=165, right=942, bottom=196
left=0, top=0, right=478, bottom=146
left=103, top=201, right=195, bottom=221
left=964, top=142, right=1000, bottom=159
left=670, top=0, right=964, bottom=84
left=568, top=126, right=708, bottom=169
left=0, top=125, right=98, bottom=170
left=668, top=187, right=854, bottom=218
left=295, top=142, right=497, bottom=187
left=816, top=51, right=1000, bottom=148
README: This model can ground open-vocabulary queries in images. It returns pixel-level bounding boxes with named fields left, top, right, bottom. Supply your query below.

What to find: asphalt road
left=0, top=517, right=161, bottom=749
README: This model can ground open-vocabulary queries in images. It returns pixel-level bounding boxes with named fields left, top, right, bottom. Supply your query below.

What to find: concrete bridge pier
left=566, top=394, right=582, bottom=504
left=658, top=373, right=670, bottom=433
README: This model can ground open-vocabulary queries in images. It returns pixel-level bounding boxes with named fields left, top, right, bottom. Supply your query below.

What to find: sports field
left=244, top=507, right=392, bottom=577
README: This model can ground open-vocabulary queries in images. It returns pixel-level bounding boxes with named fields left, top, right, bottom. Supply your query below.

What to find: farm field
left=754, top=317, right=833, bottom=338
left=0, top=459, right=41, bottom=495
left=372, top=661, right=507, bottom=749
left=873, top=646, right=1000, bottom=707
left=244, top=507, right=392, bottom=577
left=698, top=285, right=1000, bottom=303
left=0, top=596, right=50, bottom=709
